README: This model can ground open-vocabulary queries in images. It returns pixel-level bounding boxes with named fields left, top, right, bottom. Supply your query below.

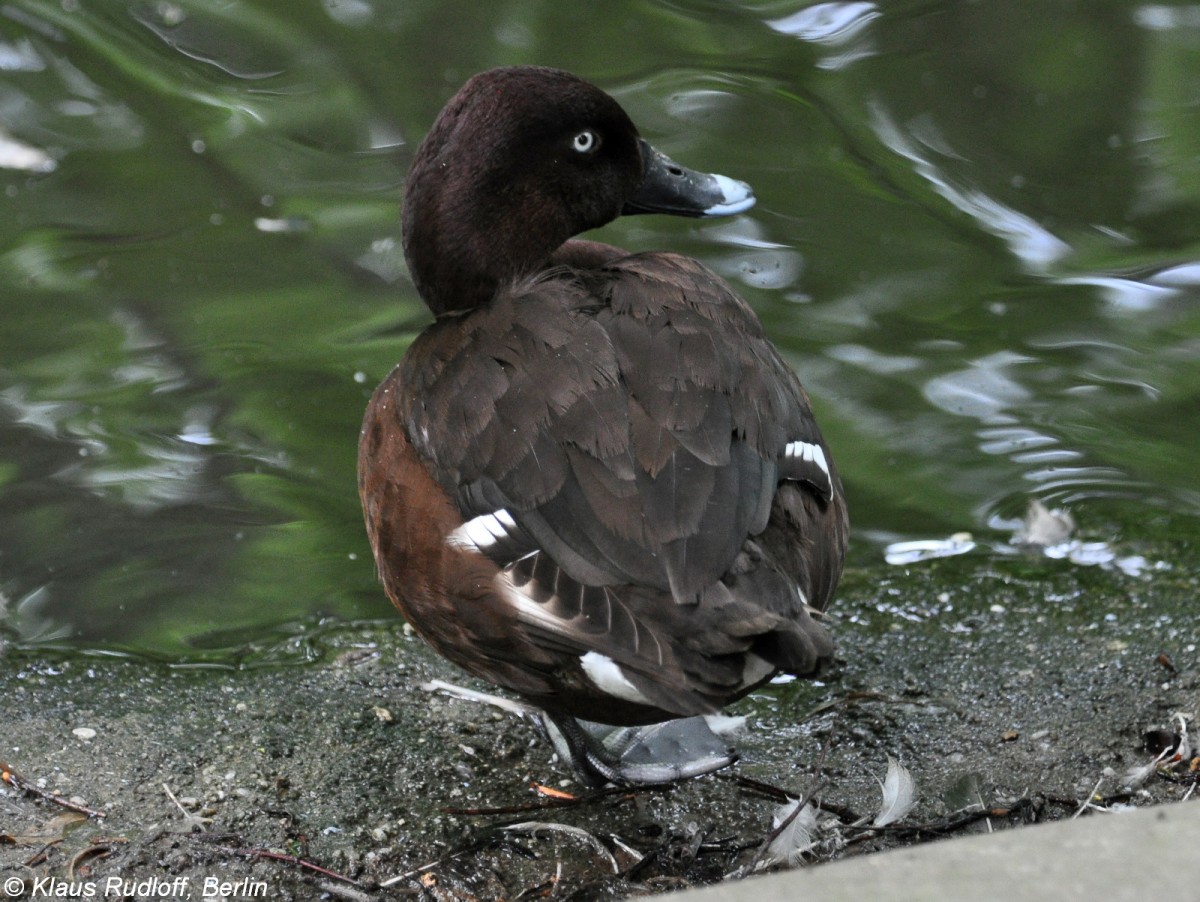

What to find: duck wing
left=389, top=253, right=845, bottom=716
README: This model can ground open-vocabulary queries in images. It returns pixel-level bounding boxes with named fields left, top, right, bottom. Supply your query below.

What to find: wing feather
left=395, top=253, right=844, bottom=716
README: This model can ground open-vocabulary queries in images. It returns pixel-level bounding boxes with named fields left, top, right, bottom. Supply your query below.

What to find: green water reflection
left=1, top=0, right=1197, bottom=654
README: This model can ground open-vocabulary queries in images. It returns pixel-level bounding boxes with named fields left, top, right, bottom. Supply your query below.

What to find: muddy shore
left=2, top=550, right=1197, bottom=899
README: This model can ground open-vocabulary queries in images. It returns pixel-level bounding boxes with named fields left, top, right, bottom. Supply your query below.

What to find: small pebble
left=72, top=727, right=97, bottom=740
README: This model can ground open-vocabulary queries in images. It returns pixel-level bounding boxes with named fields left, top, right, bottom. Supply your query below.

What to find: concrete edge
left=670, top=799, right=1200, bottom=902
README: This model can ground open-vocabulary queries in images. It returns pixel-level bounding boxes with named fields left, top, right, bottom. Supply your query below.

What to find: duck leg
left=422, top=680, right=739, bottom=785
left=538, top=711, right=739, bottom=787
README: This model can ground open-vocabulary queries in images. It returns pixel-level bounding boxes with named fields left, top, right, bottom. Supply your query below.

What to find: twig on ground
left=443, top=782, right=672, bottom=817
left=181, top=835, right=362, bottom=888
left=67, top=841, right=126, bottom=881
left=502, top=821, right=619, bottom=874
left=0, top=762, right=106, bottom=819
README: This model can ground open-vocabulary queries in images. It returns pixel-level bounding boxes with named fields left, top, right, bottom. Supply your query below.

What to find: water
left=1, top=0, right=1197, bottom=655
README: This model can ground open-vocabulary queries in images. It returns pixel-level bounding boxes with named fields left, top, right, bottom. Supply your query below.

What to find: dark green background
left=1, top=0, right=1197, bottom=655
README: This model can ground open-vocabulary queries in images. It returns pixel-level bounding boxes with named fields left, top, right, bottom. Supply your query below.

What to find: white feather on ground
left=873, top=755, right=917, bottom=826
left=763, top=799, right=819, bottom=866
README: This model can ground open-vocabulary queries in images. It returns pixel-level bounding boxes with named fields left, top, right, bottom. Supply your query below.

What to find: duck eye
left=571, top=129, right=600, bottom=154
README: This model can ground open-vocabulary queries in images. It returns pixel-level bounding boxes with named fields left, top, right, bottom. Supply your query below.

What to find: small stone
left=72, top=727, right=97, bottom=740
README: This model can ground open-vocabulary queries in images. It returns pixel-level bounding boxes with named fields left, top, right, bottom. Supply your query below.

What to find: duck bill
left=622, top=139, right=756, bottom=218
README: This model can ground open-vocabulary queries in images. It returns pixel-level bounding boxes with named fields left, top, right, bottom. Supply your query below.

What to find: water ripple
left=870, top=105, right=1072, bottom=271
left=767, top=2, right=880, bottom=69
left=922, top=352, right=1033, bottom=421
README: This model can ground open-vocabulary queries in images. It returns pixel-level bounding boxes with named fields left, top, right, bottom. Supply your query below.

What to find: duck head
left=401, top=66, right=755, bottom=316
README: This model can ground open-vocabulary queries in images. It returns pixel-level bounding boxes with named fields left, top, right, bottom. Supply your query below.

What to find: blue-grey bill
left=622, top=139, right=756, bottom=219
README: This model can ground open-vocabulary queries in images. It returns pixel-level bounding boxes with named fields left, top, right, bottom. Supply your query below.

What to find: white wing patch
left=446, top=509, right=518, bottom=552
left=784, top=440, right=830, bottom=479
left=579, top=651, right=651, bottom=705
left=494, top=573, right=652, bottom=706
left=781, top=440, right=834, bottom=502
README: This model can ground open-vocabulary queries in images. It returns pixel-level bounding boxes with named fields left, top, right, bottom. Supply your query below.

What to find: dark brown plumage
left=358, top=66, right=848, bottom=782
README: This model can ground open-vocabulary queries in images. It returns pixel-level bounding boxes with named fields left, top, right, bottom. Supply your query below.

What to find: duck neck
left=402, top=166, right=573, bottom=316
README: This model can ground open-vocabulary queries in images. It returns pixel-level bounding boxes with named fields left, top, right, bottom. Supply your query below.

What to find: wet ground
left=3, top=545, right=1197, bottom=900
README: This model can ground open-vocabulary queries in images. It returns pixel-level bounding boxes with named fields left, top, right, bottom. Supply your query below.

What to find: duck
left=358, top=66, right=848, bottom=785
